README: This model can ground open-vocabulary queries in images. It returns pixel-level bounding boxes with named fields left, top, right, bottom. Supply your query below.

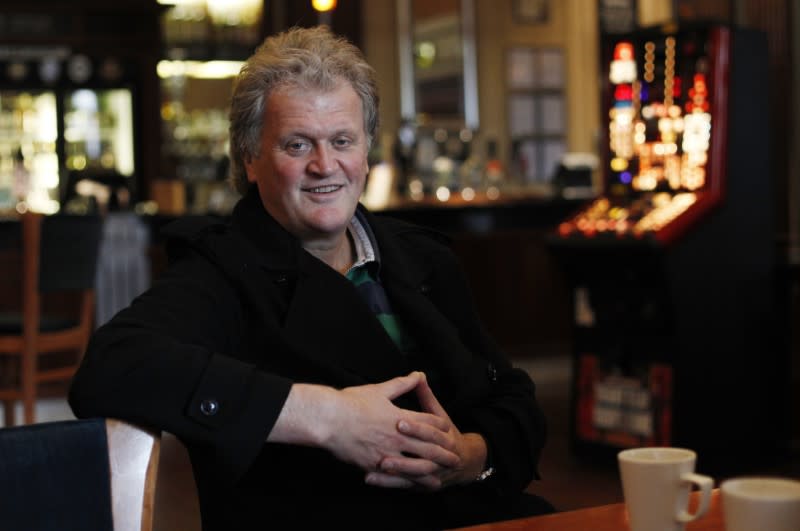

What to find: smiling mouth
left=305, top=185, right=342, bottom=193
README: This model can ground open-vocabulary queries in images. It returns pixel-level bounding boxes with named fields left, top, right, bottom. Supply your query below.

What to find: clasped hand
left=327, top=372, right=488, bottom=491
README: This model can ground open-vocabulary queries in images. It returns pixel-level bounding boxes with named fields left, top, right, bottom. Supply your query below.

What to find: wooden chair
left=154, top=432, right=202, bottom=531
left=0, top=212, right=103, bottom=425
left=0, top=417, right=160, bottom=531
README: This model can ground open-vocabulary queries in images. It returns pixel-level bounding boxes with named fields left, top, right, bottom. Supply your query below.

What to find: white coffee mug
left=721, top=476, right=800, bottom=531
left=618, top=447, right=714, bottom=531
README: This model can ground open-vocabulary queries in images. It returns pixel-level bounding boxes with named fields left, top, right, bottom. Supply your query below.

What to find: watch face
left=68, top=54, right=92, bottom=83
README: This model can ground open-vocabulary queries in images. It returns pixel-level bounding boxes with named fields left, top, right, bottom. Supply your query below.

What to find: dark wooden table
left=449, top=490, right=723, bottom=531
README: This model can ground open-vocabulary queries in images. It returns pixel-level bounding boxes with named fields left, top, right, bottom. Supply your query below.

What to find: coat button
left=487, top=363, right=498, bottom=382
left=200, top=399, right=219, bottom=416
left=419, top=283, right=431, bottom=294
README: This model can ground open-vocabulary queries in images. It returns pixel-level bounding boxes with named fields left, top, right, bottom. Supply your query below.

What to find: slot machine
left=549, top=23, right=782, bottom=473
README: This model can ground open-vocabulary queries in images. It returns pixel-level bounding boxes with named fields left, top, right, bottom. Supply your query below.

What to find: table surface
left=449, top=490, right=723, bottom=531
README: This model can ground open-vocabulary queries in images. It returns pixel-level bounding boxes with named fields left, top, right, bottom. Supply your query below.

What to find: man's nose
left=308, top=145, right=336, bottom=176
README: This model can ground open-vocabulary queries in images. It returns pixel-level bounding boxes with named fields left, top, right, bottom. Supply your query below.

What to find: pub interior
left=0, top=0, right=798, bottom=529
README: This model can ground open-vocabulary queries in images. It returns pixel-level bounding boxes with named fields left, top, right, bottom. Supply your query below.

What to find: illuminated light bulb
left=614, top=42, right=634, bottom=61
left=673, top=76, right=682, bottom=96
left=615, top=108, right=634, bottom=125
left=653, top=192, right=670, bottom=207
left=615, top=84, right=633, bottom=101
left=461, top=187, right=475, bottom=201
left=207, top=0, right=262, bottom=25
left=435, top=186, right=450, bottom=202
left=694, top=73, right=706, bottom=86
left=558, top=223, right=574, bottom=237
left=610, top=157, right=628, bottom=172
left=486, top=186, right=500, bottom=200
left=417, top=41, right=436, bottom=61
left=312, top=0, right=337, bottom=11
left=610, top=58, right=637, bottom=84
left=635, top=174, right=657, bottom=191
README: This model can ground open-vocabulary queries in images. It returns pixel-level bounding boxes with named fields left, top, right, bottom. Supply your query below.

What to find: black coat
left=69, top=191, right=547, bottom=530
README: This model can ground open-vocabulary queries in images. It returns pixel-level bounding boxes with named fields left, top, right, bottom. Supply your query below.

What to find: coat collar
left=229, top=188, right=436, bottom=290
left=228, top=189, right=301, bottom=272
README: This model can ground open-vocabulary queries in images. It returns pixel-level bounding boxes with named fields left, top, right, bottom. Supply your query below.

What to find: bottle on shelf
left=484, top=138, right=505, bottom=198
left=392, top=119, right=417, bottom=196
left=458, top=129, right=484, bottom=199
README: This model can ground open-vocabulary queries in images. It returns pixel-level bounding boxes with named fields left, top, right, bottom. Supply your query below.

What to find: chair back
left=0, top=417, right=160, bottom=531
left=39, top=213, right=103, bottom=292
left=0, top=213, right=104, bottom=426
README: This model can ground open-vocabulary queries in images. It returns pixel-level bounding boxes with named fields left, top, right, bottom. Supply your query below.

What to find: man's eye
left=286, top=141, right=309, bottom=153
left=333, top=137, right=352, bottom=148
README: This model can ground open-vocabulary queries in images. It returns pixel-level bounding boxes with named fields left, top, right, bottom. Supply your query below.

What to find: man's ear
left=244, top=157, right=257, bottom=183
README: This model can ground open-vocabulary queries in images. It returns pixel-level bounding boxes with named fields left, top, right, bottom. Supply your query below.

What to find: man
left=70, top=26, right=550, bottom=529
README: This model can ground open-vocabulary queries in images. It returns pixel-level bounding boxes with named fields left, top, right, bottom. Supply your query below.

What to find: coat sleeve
left=428, top=246, right=547, bottom=495
left=68, top=248, right=293, bottom=486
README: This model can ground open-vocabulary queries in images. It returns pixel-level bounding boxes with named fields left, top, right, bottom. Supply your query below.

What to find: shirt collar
left=346, top=209, right=380, bottom=275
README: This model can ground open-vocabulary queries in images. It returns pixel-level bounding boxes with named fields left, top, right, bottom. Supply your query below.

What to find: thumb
left=375, top=371, right=424, bottom=401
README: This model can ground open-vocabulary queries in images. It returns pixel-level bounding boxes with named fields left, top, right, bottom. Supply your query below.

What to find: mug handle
left=676, top=472, right=714, bottom=523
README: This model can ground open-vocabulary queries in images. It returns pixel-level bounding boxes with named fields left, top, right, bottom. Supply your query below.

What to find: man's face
left=245, top=82, right=369, bottom=244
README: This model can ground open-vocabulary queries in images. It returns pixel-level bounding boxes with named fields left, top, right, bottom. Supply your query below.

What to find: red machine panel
left=558, top=25, right=732, bottom=245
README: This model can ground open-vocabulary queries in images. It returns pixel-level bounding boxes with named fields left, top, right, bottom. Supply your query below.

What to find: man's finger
left=414, top=373, right=449, bottom=418
left=375, top=371, right=424, bottom=400
left=365, top=471, right=442, bottom=491
left=365, top=471, right=415, bottom=488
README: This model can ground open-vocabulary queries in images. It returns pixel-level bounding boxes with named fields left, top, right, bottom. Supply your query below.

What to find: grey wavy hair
left=228, top=25, right=380, bottom=195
